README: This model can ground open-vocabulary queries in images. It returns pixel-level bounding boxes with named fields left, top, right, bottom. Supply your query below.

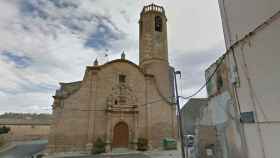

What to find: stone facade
left=48, top=4, right=177, bottom=153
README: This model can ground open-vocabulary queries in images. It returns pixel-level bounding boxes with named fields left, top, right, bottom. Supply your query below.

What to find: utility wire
left=42, top=10, right=280, bottom=115
left=40, top=54, right=228, bottom=112
left=41, top=95, right=176, bottom=111
left=180, top=54, right=226, bottom=100
left=180, top=9, right=280, bottom=101
left=239, top=49, right=269, bottom=121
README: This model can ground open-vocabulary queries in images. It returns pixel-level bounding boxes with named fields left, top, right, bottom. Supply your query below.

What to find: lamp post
left=174, top=70, right=187, bottom=158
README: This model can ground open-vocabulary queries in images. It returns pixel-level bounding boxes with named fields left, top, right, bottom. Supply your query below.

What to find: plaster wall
left=218, top=0, right=280, bottom=48
left=233, top=18, right=280, bottom=158
left=217, top=1, right=280, bottom=157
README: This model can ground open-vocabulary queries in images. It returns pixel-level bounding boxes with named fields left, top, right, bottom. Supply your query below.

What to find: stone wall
left=0, top=134, right=10, bottom=148
left=49, top=60, right=177, bottom=153
left=3, top=125, right=50, bottom=141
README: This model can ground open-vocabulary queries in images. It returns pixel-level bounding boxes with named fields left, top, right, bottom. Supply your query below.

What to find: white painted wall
left=234, top=19, right=280, bottom=122
left=235, top=19, right=280, bottom=158
left=218, top=0, right=280, bottom=157
left=218, top=0, right=280, bottom=48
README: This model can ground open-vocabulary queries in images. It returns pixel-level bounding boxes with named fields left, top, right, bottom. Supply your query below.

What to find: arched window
left=119, top=74, right=126, bottom=83
left=155, top=16, right=162, bottom=32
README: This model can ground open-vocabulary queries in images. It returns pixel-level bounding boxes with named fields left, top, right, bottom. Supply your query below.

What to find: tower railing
left=141, top=4, right=165, bottom=15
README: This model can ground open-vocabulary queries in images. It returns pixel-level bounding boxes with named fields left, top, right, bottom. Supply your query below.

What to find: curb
left=0, top=142, right=16, bottom=153
left=43, top=153, right=89, bottom=158
left=102, top=151, right=141, bottom=156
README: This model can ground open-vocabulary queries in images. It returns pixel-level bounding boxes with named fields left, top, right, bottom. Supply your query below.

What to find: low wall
left=0, top=134, right=11, bottom=148
left=7, top=125, right=50, bottom=141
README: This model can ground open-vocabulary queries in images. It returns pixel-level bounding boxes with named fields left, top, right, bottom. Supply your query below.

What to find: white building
left=204, top=0, right=280, bottom=158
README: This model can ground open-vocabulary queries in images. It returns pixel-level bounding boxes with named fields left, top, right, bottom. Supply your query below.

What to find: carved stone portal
left=105, top=84, right=139, bottom=151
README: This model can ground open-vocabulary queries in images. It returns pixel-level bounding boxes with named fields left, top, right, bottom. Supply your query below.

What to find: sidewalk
left=43, top=142, right=182, bottom=158
left=144, top=149, right=181, bottom=158
left=44, top=149, right=182, bottom=158
left=43, top=151, right=88, bottom=158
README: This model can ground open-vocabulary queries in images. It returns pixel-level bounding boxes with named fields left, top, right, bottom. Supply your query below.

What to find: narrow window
left=119, top=74, right=126, bottom=83
left=155, top=16, right=162, bottom=32
left=217, top=74, right=224, bottom=91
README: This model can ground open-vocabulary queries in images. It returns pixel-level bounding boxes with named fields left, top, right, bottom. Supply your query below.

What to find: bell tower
left=139, top=4, right=173, bottom=101
left=139, top=4, right=168, bottom=64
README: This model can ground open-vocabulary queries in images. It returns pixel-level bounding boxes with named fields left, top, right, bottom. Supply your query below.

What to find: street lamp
left=174, top=70, right=187, bottom=158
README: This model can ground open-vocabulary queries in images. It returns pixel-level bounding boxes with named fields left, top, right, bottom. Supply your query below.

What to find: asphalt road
left=0, top=141, right=149, bottom=158
left=0, top=140, right=47, bottom=158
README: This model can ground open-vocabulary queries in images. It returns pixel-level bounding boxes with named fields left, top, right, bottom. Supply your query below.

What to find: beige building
left=48, top=4, right=177, bottom=153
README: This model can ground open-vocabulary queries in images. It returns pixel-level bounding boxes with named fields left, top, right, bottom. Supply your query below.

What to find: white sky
left=0, top=0, right=225, bottom=113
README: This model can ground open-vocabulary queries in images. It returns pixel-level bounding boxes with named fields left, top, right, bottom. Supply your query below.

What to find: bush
left=0, top=126, right=10, bottom=135
left=137, top=138, right=148, bottom=151
left=92, top=137, right=106, bottom=154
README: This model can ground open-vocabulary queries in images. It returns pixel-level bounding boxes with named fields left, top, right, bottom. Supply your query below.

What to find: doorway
left=112, top=122, right=129, bottom=148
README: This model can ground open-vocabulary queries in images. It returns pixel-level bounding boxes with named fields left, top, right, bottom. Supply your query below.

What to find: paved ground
left=0, top=140, right=47, bottom=158
left=46, top=150, right=181, bottom=158
left=0, top=141, right=180, bottom=158
left=45, top=148, right=180, bottom=158
left=59, top=154, right=150, bottom=158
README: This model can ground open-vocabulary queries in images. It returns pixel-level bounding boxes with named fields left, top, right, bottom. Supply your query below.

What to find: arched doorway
left=112, top=122, right=129, bottom=148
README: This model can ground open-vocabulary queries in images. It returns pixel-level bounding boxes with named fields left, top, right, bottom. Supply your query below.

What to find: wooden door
left=112, top=122, right=129, bottom=148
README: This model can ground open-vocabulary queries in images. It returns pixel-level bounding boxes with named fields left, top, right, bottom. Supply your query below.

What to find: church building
left=48, top=4, right=177, bottom=153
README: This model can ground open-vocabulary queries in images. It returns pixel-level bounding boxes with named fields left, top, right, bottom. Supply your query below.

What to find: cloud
left=85, top=19, right=126, bottom=50
left=171, top=42, right=225, bottom=90
left=171, top=43, right=225, bottom=106
left=19, top=0, right=49, bottom=19
left=0, top=0, right=225, bottom=113
left=1, top=51, right=33, bottom=68
left=48, top=0, right=79, bottom=9
left=0, top=91, right=52, bottom=113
